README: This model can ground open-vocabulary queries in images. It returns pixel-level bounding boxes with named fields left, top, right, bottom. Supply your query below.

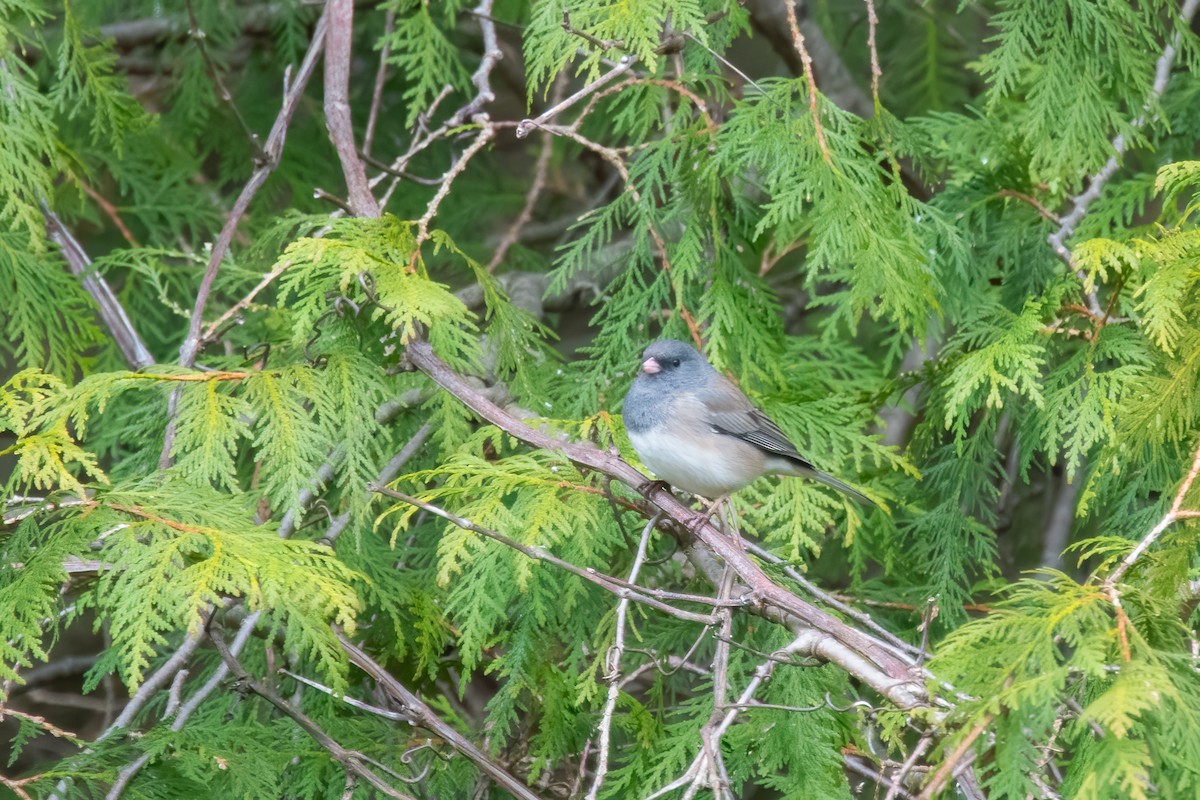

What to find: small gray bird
left=622, top=339, right=868, bottom=503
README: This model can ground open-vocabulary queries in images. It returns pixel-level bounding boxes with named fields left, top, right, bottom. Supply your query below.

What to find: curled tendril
left=241, top=342, right=271, bottom=368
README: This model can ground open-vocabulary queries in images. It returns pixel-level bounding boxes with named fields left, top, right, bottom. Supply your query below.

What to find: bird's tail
left=794, top=464, right=873, bottom=505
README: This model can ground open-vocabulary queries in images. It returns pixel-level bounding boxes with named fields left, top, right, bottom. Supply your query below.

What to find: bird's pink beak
left=642, top=357, right=661, bottom=374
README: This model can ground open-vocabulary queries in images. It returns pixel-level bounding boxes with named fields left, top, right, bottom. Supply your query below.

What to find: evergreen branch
left=403, top=339, right=927, bottom=708
left=1046, top=0, right=1200, bottom=312
left=324, top=0, right=380, bottom=218
left=338, top=635, right=545, bottom=800
left=362, top=8, right=396, bottom=157
left=41, top=203, right=153, bottom=369
left=210, top=628, right=418, bottom=800
left=447, top=0, right=503, bottom=126
left=585, top=512, right=660, bottom=800
left=123, top=370, right=253, bottom=382
left=1104, top=435, right=1200, bottom=586
left=373, top=485, right=721, bottom=624
left=783, top=0, right=831, bottom=163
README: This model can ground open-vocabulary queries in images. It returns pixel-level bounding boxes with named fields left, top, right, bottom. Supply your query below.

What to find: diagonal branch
left=403, top=339, right=925, bottom=708
left=211, top=628, right=417, bottom=800
left=41, top=204, right=154, bottom=369
left=339, top=635, right=545, bottom=800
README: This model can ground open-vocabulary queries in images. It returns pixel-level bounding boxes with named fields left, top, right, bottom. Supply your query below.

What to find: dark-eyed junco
left=622, top=339, right=868, bottom=503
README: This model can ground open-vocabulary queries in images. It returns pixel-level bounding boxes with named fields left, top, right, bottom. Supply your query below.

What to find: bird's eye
left=671, top=359, right=681, bottom=368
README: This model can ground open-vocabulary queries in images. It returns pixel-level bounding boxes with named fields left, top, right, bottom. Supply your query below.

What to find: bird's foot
left=637, top=478, right=672, bottom=497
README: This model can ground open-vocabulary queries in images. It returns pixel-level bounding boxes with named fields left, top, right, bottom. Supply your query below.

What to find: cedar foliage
left=2, top=1, right=1200, bottom=798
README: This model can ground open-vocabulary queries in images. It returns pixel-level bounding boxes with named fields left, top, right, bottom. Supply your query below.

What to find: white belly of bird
left=627, top=426, right=761, bottom=498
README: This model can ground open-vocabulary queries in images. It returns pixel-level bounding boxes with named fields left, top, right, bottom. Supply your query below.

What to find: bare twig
left=448, top=0, right=503, bottom=126
left=41, top=203, right=154, bottom=369
left=998, top=188, right=1062, bottom=225
left=199, top=258, right=294, bottom=342
left=339, top=636, right=545, bottom=800
left=586, top=513, right=661, bottom=800
left=516, top=56, right=637, bottom=138
left=485, top=124, right=555, bottom=273
left=885, top=735, right=933, bottom=800
left=411, top=127, right=495, bottom=260
left=783, top=1, right=831, bottom=162
left=363, top=9, right=397, bottom=156
left=324, top=0, right=380, bottom=218
left=1046, top=0, right=1200, bottom=312
left=179, top=16, right=326, bottom=369
left=1105, top=436, right=1200, bottom=586
left=210, top=628, right=417, bottom=800
left=917, top=713, right=993, bottom=800
left=77, top=179, right=140, bottom=247
left=186, top=0, right=265, bottom=160
left=163, top=11, right=328, bottom=465
left=372, top=486, right=718, bottom=625
left=865, top=0, right=881, bottom=112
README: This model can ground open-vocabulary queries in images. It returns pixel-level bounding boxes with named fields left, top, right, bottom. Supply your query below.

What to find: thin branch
left=324, top=0, right=380, bottom=218
left=105, top=613, right=262, bottom=800
left=278, top=668, right=411, bottom=721
left=178, top=15, right=327, bottom=369
left=186, top=0, right=265, bottom=160
left=412, top=127, right=495, bottom=261
left=77, top=179, right=140, bottom=247
left=41, top=203, right=154, bottom=369
left=885, top=735, right=933, bottom=800
left=1105, top=436, right=1200, bottom=586
left=372, top=486, right=717, bottom=625
left=339, top=635, right=545, bottom=800
left=199, top=258, right=294, bottom=342
left=997, top=189, right=1061, bottom=225
left=845, top=754, right=918, bottom=800
left=485, top=125, right=555, bottom=273
left=363, top=9, right=396, bottom=156
left=916, top=713, right=993, bottom=800
left=403, top=338, right=926, bottom=708
left=586, top=513, right=661, bottom=800
left=1046, top=0, right=1200, bottom=311
left=210, top=629, right=417, bottom=800
left=448, top=0, right=503, bottom=126
left=865, top=0, right=881, bottom=112
left=516, top=56, right=638, bottom=138
left=783, top=1, right=831, bottom=163
left=163, top=11, right=328, bottom=466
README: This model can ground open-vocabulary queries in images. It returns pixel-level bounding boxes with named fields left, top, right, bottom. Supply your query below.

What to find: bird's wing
left=698, top=379, right=815, bottom=468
